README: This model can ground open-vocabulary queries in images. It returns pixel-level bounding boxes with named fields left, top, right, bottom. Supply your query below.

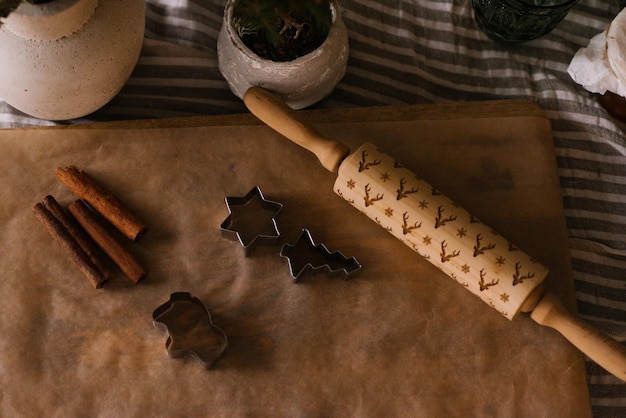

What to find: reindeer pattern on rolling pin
left=334, top=143, right=548, bottom=319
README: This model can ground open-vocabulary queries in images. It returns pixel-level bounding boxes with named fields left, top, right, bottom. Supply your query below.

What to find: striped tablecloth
left=1, top=1, right=625, bottom=416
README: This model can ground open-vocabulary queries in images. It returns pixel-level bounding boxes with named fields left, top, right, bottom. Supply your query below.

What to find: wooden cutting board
left=0, top=100, right=592, bottom=417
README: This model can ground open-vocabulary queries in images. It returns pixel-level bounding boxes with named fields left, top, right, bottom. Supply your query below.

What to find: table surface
left=1, top=1, right=625, bottom=416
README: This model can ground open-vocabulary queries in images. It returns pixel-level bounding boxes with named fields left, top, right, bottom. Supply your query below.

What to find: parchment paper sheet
left=0, top=109, right=591, bottom=417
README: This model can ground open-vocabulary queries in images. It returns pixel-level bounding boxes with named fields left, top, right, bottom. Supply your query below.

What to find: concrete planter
left=217, top=0, right=349, bottom=110
left=0, top=0, right=145, bottom=120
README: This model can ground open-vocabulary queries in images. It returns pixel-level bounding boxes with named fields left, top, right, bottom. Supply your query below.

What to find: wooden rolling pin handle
left=243, top=87, right=350, bottom=173
left=530, top=292, right=626, bottom=382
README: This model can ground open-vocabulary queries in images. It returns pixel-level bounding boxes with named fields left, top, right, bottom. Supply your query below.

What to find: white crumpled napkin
left=568, top=8, right=626, bottom=96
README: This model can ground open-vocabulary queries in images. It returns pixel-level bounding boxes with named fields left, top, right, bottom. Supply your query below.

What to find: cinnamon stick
left=42, top=195, right=114, bottom=280
left=55, top=166, right=148, bottom=241
left=68, top=199, right=147, bottom=283
left=33, top=202, right=106, bottom=289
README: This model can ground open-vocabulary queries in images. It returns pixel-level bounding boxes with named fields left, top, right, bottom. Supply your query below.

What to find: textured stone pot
left=0, top=0, right=145, bottom=120
left=217, top=0, right=349, bottom=110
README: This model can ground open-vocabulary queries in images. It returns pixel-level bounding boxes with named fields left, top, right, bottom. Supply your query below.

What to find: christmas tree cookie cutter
left=280, top=229, right=362, bottom=282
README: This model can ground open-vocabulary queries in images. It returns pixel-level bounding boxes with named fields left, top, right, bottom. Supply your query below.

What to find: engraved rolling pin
left=243, top=86, right=626, bottom=381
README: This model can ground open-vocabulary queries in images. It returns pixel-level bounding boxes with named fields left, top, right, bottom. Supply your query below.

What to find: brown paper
left=0, top=102, right=591, bottom=417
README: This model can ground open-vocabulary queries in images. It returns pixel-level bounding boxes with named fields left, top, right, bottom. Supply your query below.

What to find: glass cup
left=471, top=0, right=580, bottom=42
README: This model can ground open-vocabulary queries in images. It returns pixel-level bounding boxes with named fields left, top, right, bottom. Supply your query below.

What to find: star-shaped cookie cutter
left=219, top=186, right=283, bottom=256
left=280, top=229, right=362, bottom=282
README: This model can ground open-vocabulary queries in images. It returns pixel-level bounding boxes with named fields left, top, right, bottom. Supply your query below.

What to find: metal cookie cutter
left=153, top=292, right=228, bottom=369
left=280, top=229, right=362, bottom=282
left=219, top=186, right=283, bottom=256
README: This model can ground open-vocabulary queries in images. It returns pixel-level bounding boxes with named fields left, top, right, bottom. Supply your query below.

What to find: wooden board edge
left=1, top=100, right=546, bottom=131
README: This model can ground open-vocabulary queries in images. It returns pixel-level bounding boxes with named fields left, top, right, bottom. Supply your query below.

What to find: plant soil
left=240, top=23, right=328, bottom=62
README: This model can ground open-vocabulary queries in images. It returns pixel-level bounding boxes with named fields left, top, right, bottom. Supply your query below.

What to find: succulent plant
left=231, top=0, right=332, bottom=61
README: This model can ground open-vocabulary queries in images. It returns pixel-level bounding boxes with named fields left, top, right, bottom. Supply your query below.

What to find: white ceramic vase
left=217, top=0, right=349, bottom=110
left=0, top=0, right=145, bottom=120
